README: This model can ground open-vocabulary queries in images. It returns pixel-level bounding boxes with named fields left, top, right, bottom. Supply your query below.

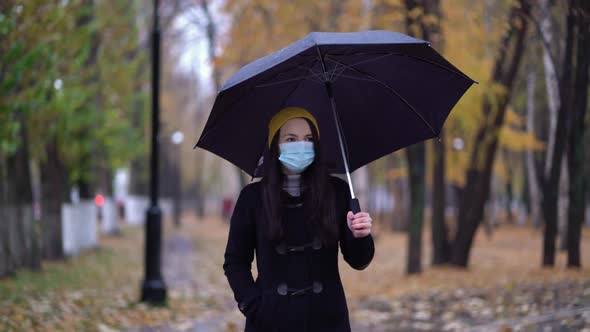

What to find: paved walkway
left=128, top=230, right=245, bottom=332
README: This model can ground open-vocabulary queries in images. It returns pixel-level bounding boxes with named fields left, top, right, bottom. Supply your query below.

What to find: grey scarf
left=282, top=174, right=302, bottom=197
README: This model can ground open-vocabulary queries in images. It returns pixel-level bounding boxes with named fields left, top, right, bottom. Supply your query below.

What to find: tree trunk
left=5, top=112, right=40, bottom=271
left=505, top=168, right=514, bottom=224
left=525, top=65, right=541, bottom=226
left=77, top=0, right=99, bottom=203
left=1, top=155, right=19, bottom=274
left=40, top=139, right=68, bottom=260
left=432, top=132, right=451, bottom=264
left=127, top=1, right=149, bottom=198
left=0, top=156, right=13, bottom=277
left=200, top=0, right=246, bottom=190
left=558, top=158, right=569, bottom=251
left=406, top=143, right=425, bottom=274
left=129, top=51, right=149, bottom=196
left=409, top=0, right=451, bottom=266
left=540, top=0, right=560, bottom=177
left=451, top=0, right=530, bottom=267
left=389, top=155, right=408, bottom=232
left=78, top=177, right=93, bottom=200
left=392, top=176, right=409, bottom=232
left=566, top=0, right=589, bottom=268
left=483, top=174, right=499, bottom=235
left=403, top=0, right=443, bottom=274
left=541, top=0, right=576, bottom=267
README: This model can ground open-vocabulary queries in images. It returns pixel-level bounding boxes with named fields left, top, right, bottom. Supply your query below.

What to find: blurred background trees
left=0, top=0, right=149, bottom=275
left=216, top=0, right=588, bottom=273
left=0, top=0, right=588, bottom=278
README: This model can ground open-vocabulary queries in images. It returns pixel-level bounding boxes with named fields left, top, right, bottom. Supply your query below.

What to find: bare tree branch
left=525, top=8, right=562, bottom=84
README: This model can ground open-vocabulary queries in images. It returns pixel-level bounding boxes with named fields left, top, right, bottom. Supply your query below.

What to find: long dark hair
left=260, top=118, right=338, bottom=247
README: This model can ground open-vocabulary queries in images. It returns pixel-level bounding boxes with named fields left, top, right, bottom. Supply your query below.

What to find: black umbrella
left=195, top=30, right=475, bottom=213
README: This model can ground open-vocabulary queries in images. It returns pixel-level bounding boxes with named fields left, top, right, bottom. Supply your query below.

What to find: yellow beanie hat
left=268, top=107, right=320, bottom=147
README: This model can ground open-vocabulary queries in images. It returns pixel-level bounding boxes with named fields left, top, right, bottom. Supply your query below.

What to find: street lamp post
left=141, top=0, right=167, bottom=304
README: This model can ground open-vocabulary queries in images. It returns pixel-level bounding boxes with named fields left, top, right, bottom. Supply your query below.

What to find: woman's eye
left=305, top=137, right=313, bottom=142
left=286, top=137, right=295, bottom=142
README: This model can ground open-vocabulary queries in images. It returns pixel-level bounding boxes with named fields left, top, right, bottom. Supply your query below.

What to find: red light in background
left=95, top=194, right=105, bottom=207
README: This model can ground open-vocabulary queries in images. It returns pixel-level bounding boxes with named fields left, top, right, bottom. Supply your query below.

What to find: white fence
left=60, top=195, right=174, bottom=257
left=101, top=198, right=119, bottom=235
left=124, top=195, right=148, bottom=225
left=61, top=200, right=97, bottom=256
left=124, top=195, right=172, bottom=225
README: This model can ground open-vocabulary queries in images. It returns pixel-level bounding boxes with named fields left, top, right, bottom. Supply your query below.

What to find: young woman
left=223, top=106, right=375, bottom=332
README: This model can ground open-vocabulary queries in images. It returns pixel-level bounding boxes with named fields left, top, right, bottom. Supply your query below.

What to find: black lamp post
left=141, top=0, right=167, bottom=304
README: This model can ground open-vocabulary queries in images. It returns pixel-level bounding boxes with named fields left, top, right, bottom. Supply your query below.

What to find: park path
left=130, top=217, right=590, bottom=332
left=128, top=222, right=246, bottom=332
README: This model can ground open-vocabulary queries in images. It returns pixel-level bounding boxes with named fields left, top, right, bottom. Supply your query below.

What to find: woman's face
left=278, top=118, right=313, bottom=146
left=278, top=118, right=314, bottom=175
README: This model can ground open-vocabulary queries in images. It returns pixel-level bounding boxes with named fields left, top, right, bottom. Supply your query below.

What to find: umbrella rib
left=256, top=63, right=354, bottom=88
left=323, top=53, right=399, bottom=82
left=254, top=56, right=321, bottom=88
left=401, top=53, right=477, bottom=84
left=200, top=57, right=321, bottom=151
left=256, top=75, right=322, bottom=88
left=279, top=59, right=320, bottom=110
left=329, top=60, right=342, bottom=82
left=334, top=52, right=398, bottom=71
left=324, top=56, right=438, bottom=137
left=324, top=51, right=475, bottom=84
left=336, top=74, right=382, bottom=82
left=330, top=64, right=349, bottom=83
left=256, top=53, right=394, bottom=86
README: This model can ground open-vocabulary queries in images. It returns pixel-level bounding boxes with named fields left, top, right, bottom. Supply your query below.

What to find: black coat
left=223, top=176, right=375, bottom=332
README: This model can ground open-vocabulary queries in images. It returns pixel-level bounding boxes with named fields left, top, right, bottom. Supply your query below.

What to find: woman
left=223, top=106, right=375, bottom=332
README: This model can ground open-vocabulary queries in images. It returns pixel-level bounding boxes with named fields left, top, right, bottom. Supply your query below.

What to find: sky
left=171, top=0, right=229, bottom=96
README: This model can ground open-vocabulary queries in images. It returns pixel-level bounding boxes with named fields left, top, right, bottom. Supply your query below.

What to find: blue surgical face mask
left=278, top=141, right=315, bottom=173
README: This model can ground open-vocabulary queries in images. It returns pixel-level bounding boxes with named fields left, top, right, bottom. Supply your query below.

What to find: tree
left=33, top=0, right=93, bottom=261
left=403, top=0, right=445, bottom=274
left=566, top=0, right=589, bottom=268
left=539, top=0, right=576, bottom=266
left=0, top=1, right=60, bottom=274
left=1, top=0, right=149, bottom=271
left=451, top=0, right=531, bottom=267
left=525, top=62, right=541, bottom=227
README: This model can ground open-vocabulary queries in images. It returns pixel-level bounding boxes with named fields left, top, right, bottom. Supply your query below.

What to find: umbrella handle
left=350, top=198, right=361, bottom=214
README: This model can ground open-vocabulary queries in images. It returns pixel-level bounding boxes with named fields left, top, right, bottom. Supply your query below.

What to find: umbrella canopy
left=195, top=30, right=475, bottom=178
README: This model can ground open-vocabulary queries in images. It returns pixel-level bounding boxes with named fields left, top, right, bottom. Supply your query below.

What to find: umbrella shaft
left=325, top=82, right=356, bottom=199
left=316, top=46, right=356, bottom=199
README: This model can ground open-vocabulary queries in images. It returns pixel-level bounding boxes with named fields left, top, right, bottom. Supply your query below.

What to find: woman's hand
left=347, top=211, right=372, bottom=238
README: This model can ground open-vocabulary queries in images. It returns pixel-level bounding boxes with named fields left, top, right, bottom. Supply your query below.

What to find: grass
left=0, top=225, right=155, bottom=331
left=0, top=246, right=115, bottom=303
